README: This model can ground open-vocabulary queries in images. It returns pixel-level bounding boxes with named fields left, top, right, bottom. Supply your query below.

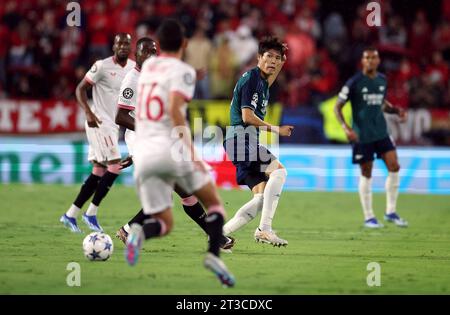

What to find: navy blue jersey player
left=223, top=37, right=294, bottom=246
left=334, top=48, right=408, bottom=228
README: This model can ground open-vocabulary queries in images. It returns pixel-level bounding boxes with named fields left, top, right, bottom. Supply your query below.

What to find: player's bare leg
left=255, top=160, right=288, bottom=246
left=193, top=182, right=235, bottom=287
left=382, top=150, right=408, bottom=227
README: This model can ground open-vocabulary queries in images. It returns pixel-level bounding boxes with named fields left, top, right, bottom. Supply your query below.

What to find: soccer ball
left=82, top=232, right=114, bottom=261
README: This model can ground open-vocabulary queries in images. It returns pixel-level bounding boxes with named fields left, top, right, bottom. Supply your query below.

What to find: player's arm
left=115, top=108, right=135, bottom=131
left=78, top=61, right=104, bottom=128
left=267, top=47, right=287, bottom=87
left=116, top=73, right=137, bottom=130
left=242, top=108, right=293, bottom=136
left=115, top=107, right=135, bottom=169
left=119, top=155, right=133, bottom=170
left=382, top=100, right=400, bottom=114
left=335, top=80, right=358, bottom=142
left=75, top=79, right=102, bottom=128
left=168, top=92, right=204, bottom=169
left=334, top=94, right=358, bottom=142
left=382, top=100, right=407, bottom=122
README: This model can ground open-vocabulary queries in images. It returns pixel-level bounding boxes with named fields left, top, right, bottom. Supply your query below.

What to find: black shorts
left=352, top=136, right=396, bottom=164
left=224, top=136, right=277, bottom=190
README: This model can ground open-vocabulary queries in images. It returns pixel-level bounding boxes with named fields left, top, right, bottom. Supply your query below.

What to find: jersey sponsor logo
left=379, top=86, right=385, bottom=91
left=122, top=88, right=134, bottom=99
left=251, top=93, right=258, bottom=108
left=90, top=64, right=97, bottom=73
left=183, top=72, right=194, bottom=85
left=362, top=87, right=368, bottom=93
left=363, top=93, right=384, bottom=105
left=355, top=154, right=364, bottom=160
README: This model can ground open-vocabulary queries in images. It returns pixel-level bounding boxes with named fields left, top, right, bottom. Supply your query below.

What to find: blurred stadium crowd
left=0, top=0, right=449, bottom=109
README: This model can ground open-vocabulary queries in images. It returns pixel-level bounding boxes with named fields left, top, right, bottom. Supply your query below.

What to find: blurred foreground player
left=114, top=37, right=234, bottom=253
left=126, top=19, right=235, bottom=287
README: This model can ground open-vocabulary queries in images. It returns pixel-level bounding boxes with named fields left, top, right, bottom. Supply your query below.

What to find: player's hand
left=86, top=111, right=102, bottom=128
left=344, top=127, right=358, bottom=142
left=279, top=125, right=294, bottom=137
left=119, top=155, right=133, bottom=170
left=398, top=108, right=408, bottom=123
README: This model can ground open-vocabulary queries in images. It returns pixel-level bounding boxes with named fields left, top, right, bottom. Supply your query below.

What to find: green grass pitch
left=1, top=184, right=450, bottom=294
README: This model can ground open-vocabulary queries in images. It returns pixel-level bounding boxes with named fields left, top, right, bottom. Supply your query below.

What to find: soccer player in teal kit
left=335, top=48, right=408, bottom=228
left=223, top=37, right=294, bottom=245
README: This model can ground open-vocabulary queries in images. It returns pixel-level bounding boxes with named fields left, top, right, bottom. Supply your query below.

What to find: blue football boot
left=384, top=212, right=408, bottom=227
left=60, top=214, right=82, bottom=233
left=82, top=213, right=103, bottom=232
left=364, top=217, right=384, bottom=228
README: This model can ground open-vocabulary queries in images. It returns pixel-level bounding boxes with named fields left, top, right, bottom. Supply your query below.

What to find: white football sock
left=359, top=176, right=374, bottom=220
left=86, top=203, right=98, bottom=216
left=66, top=204, right=81, bottom=218
left=223, top=194, right=263, bottom=235
left=385, top=172, right=399, bottom=215
left=259, top=168, right=287, bottom=231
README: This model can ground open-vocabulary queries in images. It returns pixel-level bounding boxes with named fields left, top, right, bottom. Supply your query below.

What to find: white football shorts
left=85, top=121, right=121, bottom=164
left=133, top=147, right=211, bottom=215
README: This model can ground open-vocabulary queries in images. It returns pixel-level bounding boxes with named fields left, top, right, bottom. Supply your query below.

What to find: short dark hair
left=363, top=46, right=378, bottom=54
left=156, top=19, right=185, bottom=52
left=258, top=36, right=285, bottom=56
left=136, top=37, right=155, bottom=48
left=114, top=33, right=132, bottom=42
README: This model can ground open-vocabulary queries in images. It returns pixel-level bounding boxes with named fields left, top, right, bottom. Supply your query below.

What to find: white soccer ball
left=82, top=232, right=114, bottom=261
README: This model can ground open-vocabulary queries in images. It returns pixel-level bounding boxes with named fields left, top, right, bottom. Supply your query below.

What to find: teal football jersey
left=338, top=72, right=389, bottom=143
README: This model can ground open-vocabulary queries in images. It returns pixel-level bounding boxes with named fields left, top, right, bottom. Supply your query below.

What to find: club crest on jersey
left=123, top=88, right=134, bottom=99
left=183, top=73, right=194, bottom=86
left=379, top=86, right=385, bottom=91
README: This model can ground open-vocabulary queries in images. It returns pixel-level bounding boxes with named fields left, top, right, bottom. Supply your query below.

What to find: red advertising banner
left=0, top=100, right=84, bottom=134
left=207, top=151, right=239, bottom=189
